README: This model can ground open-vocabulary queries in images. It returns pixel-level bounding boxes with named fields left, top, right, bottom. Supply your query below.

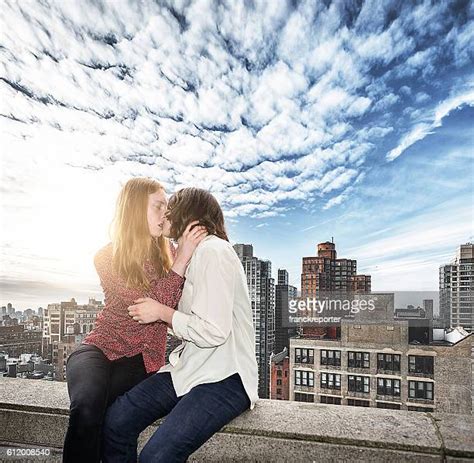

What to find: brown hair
left=166, top=187, right=229, bottom=242
left=109, top=177, right=172, bottom=289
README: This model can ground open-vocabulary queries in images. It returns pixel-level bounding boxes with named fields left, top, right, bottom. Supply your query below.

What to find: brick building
left=289, top=320, right=472, bottom=414
left=270, top=347, right=290, bottom=400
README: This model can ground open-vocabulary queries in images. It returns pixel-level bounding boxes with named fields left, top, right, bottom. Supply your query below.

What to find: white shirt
left=156, top=234, right=259, bottom=410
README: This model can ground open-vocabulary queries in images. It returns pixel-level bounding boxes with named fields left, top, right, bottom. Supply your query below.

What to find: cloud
left=344, top=198, right=473, bottom=290
left=1, top=0, right=473, bottom=306
left=386, top=83, right=474, bottom=161
left=1, top=0, right=471, bottom=219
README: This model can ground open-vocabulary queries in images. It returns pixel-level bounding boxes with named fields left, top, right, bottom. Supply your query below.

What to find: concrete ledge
left=0, top=377, right=473, bottom=462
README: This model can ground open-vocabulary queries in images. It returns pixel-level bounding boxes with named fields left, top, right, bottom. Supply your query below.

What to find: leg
left=139, top=373, right=251, bottom=463
left=62, top=344, right=112, bottom=463
left=107, top=353, right=155, bottom=407
left=102, top=372, right=180, bottom=463
left=63, top=346, right=153, bottom=463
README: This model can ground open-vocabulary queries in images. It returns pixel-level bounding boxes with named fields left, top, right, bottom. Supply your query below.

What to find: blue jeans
left=102, top=371, right=251, bottom=462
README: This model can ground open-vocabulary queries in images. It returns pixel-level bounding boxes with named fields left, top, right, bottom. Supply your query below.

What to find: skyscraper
left=274, top=269, right=297, bottom=354
left=300, top=239, right=371, bottom=338
left=439, top=243, right=474, bottom=332
left=233, top=243, right=275, bottom=398
left=301, top=240, right=371, bottom=297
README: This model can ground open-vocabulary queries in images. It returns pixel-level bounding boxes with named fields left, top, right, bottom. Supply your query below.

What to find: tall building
left=440, top=243, right=474, bottom=332
left=233, top=243, right=275, bottom=398
left=301, top=240, right=371, bottom=297
left=290, top=320, right=472, bottom=414
left=300, top=239, right=371, bottom=338
left=274, top=269, right=297, bottom=354
left=233, top=244, right=254, bottom=261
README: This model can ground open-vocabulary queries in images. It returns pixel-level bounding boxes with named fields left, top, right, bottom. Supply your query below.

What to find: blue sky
left=0, top=0, right=473, bottom=309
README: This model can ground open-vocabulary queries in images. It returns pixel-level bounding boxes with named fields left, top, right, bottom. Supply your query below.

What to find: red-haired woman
left=62, top=178, right=207, bottom=463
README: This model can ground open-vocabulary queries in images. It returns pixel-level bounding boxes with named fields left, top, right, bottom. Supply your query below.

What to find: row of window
left=295, top=348, right=434, bottom=375
left=294, top=370, right=434, bottom=399
left=296, top=394, right=434, bottom=412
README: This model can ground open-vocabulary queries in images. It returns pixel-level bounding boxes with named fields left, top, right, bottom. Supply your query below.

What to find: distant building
left=0, top=325, right=42, bottom=357
left=290, top=320, right=472, bottom=414
left=300, top=239, right=371, bottom=339
left=439, top=243, right=474, bottom=332
left=42, top=298, right=102, bottom=367
left=301, top=240, right=371, bottom=297
left=395, top=305, right=427, bottom=319
left=1, top=353, right=54, bottom=380
left=233, top=244, right=254, bottom=261
left=274, top=269, right=297, bottom=354
left=270, top=348, right=290, bottom=400
left=234, top=243, right=275, bottom=399
left=7, top=303, right=15, bottom=315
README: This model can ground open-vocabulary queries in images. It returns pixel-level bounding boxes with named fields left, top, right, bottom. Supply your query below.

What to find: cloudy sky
left=1, top=0, right=473, bottom=310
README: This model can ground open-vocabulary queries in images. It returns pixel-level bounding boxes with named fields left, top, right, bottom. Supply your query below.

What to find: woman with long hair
left=62, top=178, right=207, bottom=463
left=101, top=187, right=259, bottom=463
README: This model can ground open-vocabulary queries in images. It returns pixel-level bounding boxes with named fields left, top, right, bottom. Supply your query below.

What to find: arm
left=171, top=246, right=235, bottom=348
left=145, top=269, right=184, bottom=310
left=145, top=226, right=209, bottom=308
left=94, top=245, right=184, bottom=308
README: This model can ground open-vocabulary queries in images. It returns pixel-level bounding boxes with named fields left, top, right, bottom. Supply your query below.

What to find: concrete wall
left=0, top=377, right=473, bottom=462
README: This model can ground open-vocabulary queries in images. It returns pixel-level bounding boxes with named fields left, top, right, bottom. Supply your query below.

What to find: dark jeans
left=63, top=343, right=155, bottom=463
left=102, top=371, right=251, bottom=463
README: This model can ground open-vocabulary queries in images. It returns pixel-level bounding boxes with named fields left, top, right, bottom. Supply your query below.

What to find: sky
left=0, top=0, right=473, bottom=310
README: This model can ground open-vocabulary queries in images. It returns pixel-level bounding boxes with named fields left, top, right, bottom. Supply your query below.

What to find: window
left=409, top=381, right=434, bottom=400
left=377, top=353, right=401, bottom=373
left=408, top=356, right=434, bottom=375
left=276, top=388, right=281, bottom=395
left=348, top=375, right=370, bottom=393
left=408, top=406, right=434, bottom=412
left=276, top=379, right=282, bottom=386
left=348, top=351, right=370, bottom=368
left=295, top=392, right=314, bottom=402
left=377, top=402, right=401, bottom=409
left=295, top=348, right=314, bottom=364
left=320, top=349, right=341, bottom=366
left=277, top=370, right=282, bottom=377
left=320, top=395, right=341, bottom=405
left=320, top=373, right=341, bottom=390
left=347, top=398, right=370, bottom=407
left=377, top=378, right=401, bottom=396
left=294, top=370, right=314, bottom=387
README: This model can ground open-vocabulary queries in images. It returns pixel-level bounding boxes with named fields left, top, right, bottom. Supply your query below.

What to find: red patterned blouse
left=82, top=242, right=184, bottom=373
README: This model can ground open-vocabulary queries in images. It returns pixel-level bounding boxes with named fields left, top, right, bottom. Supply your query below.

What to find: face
left=161, top=214, right=172, bottom=238
left=147, top=189, right=168, bottom=238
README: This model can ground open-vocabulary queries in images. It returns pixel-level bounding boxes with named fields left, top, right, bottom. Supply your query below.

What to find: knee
left=68, top=400, right=104, bottom=430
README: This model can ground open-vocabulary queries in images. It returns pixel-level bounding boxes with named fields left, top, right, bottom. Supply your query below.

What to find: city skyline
left=1, top=1, right=473, bottom=309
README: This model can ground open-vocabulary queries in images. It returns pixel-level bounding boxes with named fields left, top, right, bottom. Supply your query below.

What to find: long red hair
left=109, top=177, right=172, bottom=289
